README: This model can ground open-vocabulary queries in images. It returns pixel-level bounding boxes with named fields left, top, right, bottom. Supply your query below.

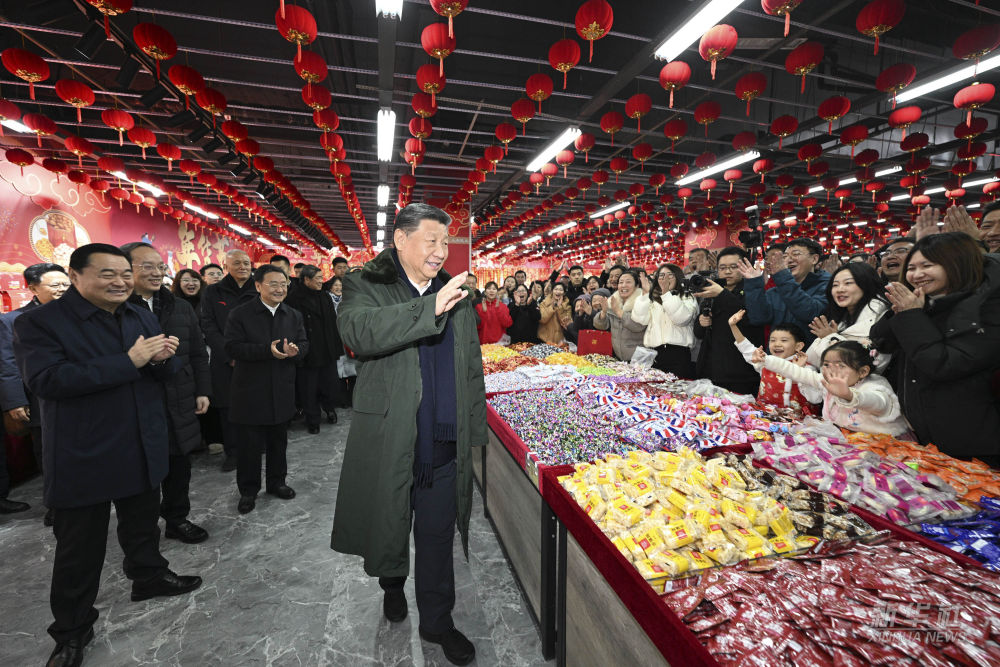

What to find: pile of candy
left=752, top=435, right=975, bottom=525
left=581, top=353, right=618, bottom=367
left=481, top=355, right=541, bottom=376
left=920, top=496, right=1000, bottom=571
left=520, top=343, right=568, bottom=359
left=577, top=365, right=618, bottom=376
left=484, top=364, right=583, bottom=394
left=480, top=344, right=521, bottom=362
left=558, top=449, right=876, bottom=591
left=489, top=391, right=629, bottom=465
left=847, top=433, right=1000, bottom=503
left=666, top=538, right=1000, bottom=666
left=544, top=352, right=590, bottom=368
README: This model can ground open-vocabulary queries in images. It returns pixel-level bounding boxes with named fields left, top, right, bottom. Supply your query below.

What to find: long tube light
left=1, top=119, right=30, bottom=133
left=548, top=221, right=578, bottom=235
left=376, top=211, right=387, bottom=227
left=230, top=224, right=251, bottom=236
left=808, top=166, right=903, bottom=193
left=896, top=53, right=1000, bottom=104
left=183, top=201, right=219, bottom=220
left=521, top=234, right=542, bottom=245
left=377, top=184, right=389, bottom=207
left=676, top=150, right=760, bottom=186
left=590, top=201, right=630, bottom=218
left=654, top=0, right=746, bottom=62
left=375, top=0, right=403, bottom=18
left=526, top=127, right=581, bottom=172
left=376, top=108, right=396, bottom=162
left=112, top=170, right=165, bottom=199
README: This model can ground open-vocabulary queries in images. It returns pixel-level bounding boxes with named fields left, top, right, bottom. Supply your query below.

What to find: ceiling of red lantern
left=0, top=0, right=998, bottom=261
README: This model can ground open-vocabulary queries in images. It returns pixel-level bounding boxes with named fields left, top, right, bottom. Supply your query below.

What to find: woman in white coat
left=632, top=263, right=698, bottom=376
left=806, top=263, right=890, bottom=371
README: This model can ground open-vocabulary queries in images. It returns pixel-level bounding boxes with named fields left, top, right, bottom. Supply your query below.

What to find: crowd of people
left=0, top=200, right=997, bottom=667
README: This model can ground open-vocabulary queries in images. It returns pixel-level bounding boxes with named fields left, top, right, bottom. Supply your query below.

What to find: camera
left=688, top=272, right=712, bottom=292
left=739, top=208, right=764, bottom=264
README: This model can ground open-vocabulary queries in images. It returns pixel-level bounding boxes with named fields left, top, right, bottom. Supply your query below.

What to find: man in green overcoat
left=331, top=203, right=487, bottom=666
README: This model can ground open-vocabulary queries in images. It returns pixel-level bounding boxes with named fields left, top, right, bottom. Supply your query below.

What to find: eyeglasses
left=884, top=247, right=911, bottom=257
left=717, top=264, right=739, bottom=271
left=41, top=281, right=71, bottom=289
left=135, top=262, right=169, bottom=273
left=263, top=281, right=289, bottom=289
left=785, top=251, right=810, bottom=259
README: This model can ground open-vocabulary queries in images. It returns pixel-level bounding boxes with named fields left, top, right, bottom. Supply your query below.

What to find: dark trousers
left=379, top=459, right=457, bottom=635
left=296, top=365, right=336, bottom=427
left=653, top=344, right=694, bottom=378
left=198, top=407, right=224, bottom=446
left=236, top=423, right=288, bottom=496
left=160, top=453, right=191, bottom=525
left=49, top=488, right=168, bottom=643
left=218, top=407, right=241, bottom=458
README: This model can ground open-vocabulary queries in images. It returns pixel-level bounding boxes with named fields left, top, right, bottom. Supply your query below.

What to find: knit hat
left=592, top=288, right=611, bottom=299
left=575, top=293, right=592, bottom=304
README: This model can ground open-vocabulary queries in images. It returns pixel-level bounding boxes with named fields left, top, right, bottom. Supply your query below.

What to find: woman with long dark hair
left=506, top=283, right=541, bottom=344
left=172, top=268, right=204, bottom=312
left=475, top=281, right=512, bottom=344
left=806, top=262, right=890, bottom=370
left=632, top=263, right=697, bottom=376
left=871, top=232, right=1000, bottom=464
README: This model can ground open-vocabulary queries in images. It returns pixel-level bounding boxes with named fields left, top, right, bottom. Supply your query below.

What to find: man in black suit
left=14, top=244, right=201, bottom=667
left=224, top=265, right=308, bottom=514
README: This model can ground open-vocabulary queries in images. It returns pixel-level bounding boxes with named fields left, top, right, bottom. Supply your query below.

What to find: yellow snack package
left=795, top=535, right=821, bottom=550
left=608, top=498, right=642, bottom=527
left=721, top=499, right=756, bottom=529
left=581, top=494, right=607, bottom=521
left=689, top=467, right=712, bottom=490
left=704, top=542, right=741, bottom=565
left=665, top=489, right=690, bottom=512
left=623, top=461, right=652, bottom=481
left=701, top=520, right=730, bottom=547
left=651, top=451, right=682, bottom=473
left=610, top=536, right=633, bottom=562
left=743, top=548, right=769, bottom=561
left=714, top=466, right=747, bottom=491
left=659, top=520, right=697, bottom=549
left=768, top=510, right=798, bottom=540
left=669, top=477, right=695, bottom=495
left=768, top=536, right=795, bottom=554
left=649, top=549, right=691, bottom=576
left=635, top=527, right=666, bottom=556
left=574, top=462, right=592, bottom=475
left=726, top=526, right=765, bottom=551
left=623, top=535, right=647, bottom=561
left=683, top=549, right=713, bottom=571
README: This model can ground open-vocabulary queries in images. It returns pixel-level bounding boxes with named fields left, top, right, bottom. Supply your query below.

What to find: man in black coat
left=224, top=265, right=308, bottom=515
left=285, top=265, right=341, bottom=434
left=123, top=243, right=211, bottom=545
left=200, top=249, right=256, bottom=471
left=14, top=244, right=202, bottom=667
left=0, top=263, right=69, bottom=517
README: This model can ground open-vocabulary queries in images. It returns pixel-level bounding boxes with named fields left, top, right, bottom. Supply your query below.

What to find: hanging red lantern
left=798, top=143, right=822, bottom=163
left=85, top=0, right=131, bottom=39
left=900, top=131, right=928, bottom=153
left=734, top=72, right=767, bottom=116
left=953, top=24, right=1000, bottom=69
left=548, top=39, right=581, bottom=90
left=649, top=173, right=666, bottom=195
left=511, top=98, right=535, bottom=135
left=430, top=0, right=468, bottom=39
left=770, top=115, right=798, bottom=149
left=658, top=61, right=690, bottom=109
left=422, top=23, right=456, bottom=77
left=484, top=145, right=504, bottom=173
left=854, top=149, right=879, bottom=169
left=723, top=169, right=742, bottom=193
left=132, top=23, right=176, bottom=79
left=294, top=50, right=328, bottom=95
left=540, top=162, right=559, bottom=185
left=409, top=117, right=432, bottom=151
left=574, top=132, right=595, bottom=162
left=693, top=101, right=721, bottom=137
left=663, top=118, right=687, bottom=151
left=876, top=63, right=916, bottom=109
left=168, top=65, right=204, bottom=110
left=417, top=64, right=446, bottom=106
left=632, top=143, right=653, bottom=171
left=609, top=156, right=628, bottom=183
left=195, top=88, right=226, bottom=128
left=958, top=141, right=986, bottom=161
left=68, top=169, right=90, bottom=191
left=762, top=0, right=802, bottom=37
left=888, top=105, right=921, bottom=140
left=526, top=73, right=553, bottom=113
left=178, top=159, right=200, bottom=185
left=600, top=110, right=624, bottom=146
left=954, top=82, right=994, bottom=125
left=493, top=122, right=516, bottom=155
left=625, top=93, right=652, bottom=132
left=785, top=41, right=824, bottom=94
left=575, top=0, right=614, bottom=62
left=275, top=5, right=317, bottom=59
left=555, top=149, right=575, bottom=178
left=302, top=84, right=331, bottom=110
left=42, top=158, right=69, bottom=183
left=732, top=131, right=756, bottom=153
left=54, top=79, right=95, bottom=124
left=815, top=96, right=850, bottom=135
left=753, top=158, right=774, bottom=183
left=698, top=24, right=738, bottom=80
left=127, top=126, right=156, bottom=159
left=101, top=108, right=133, bottom=146
left=235, top=139, right=260, bottom=158
left=314, top=109, right=340, bottom=134
left=5, top=148, right=33, bottom=177
left=220, top=120, right=248, bottom=142
left=253, top=156, right=274, bottom=174
left=64, top=135, right=94, bottom=168
left=855, top=0, right=905, bottom=55
left=156, top=142, right=181, bottom=170
left=695, top=152, right=717, bottom=169
left=1, top=48, right=49, bottom=100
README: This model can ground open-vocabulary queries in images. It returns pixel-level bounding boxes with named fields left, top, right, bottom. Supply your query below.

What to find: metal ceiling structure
left=1, top=0, right=997, bottom=260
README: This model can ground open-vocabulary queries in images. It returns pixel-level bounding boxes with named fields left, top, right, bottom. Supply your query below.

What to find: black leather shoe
left=326, top=410, right=337, bottom=424
left=45, top=627, right=94, bottom=667
left=419, top=626, right=475, bottom=666
left=220, top=455, right=238, bottom=472
left=383, top=588, right=407, bottom=622
left=266, top=485, right=296, bottom=500
left=44, top=508, right=54, bottom=527
left=307, top=424, right=320, bottom=434
left=0, top=497, right=30, bottom=513
left=237, top=495, right=256, bottom=514
left=130, top=571, right=202, bottom=602
left=164, top=520, right=209, bottom=544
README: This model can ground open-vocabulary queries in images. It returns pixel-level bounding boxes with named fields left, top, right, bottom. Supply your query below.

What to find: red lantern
left=416, top=64, right=446, bottom=106
left=101, top=108, right=134, bottom=146
left=769, top=115, right=798, bottom=149
left=430, top=0, right=468, bottom=39
left=556, top=149, right=575, bottom=178
left=526, top=73, right=553, bottom=113
left=575, top=0, right=614, bottom=62
left=314, top=109, right=340, bottom=134
left=753, top=158, right=774, bottom=182
left=195, top=88, right=226, bottom=128
left=574, top=132, right=595, bottom=162
left=658, top=61, right=690, bottom=109
left=85, top=0, right=131, bottom=39
left=422, top=23, right=456, bottom=77
left=817, top=95, right=851, bottom=134
left=156, top=142, right=181, bottom=170
left=855, top=149, right=879, bottom=169
left=609, top=156, right=628, bottom=183
left=132, top=23, right=176, bottom=79
left=888, top=105, right=921, bottom=140
left=632, top=143, right=653, bottom=171
left=625, top=93, right=652, bottom=132
left=127, top=126, right=156, bottom=159
left=876, top=63, right=916, bottom=109
left=698, top=24, right=738, bottom=80
left=693, top=101, right=721, bottom=137
left=840, top=125, right=868, bottom=158
left=511, top=98, right=535, bottom=135
left=601, top=111, right=624, bottom=146
left=294, top=51, right=328, bottom=94
left=5, top=148, right=33, bottom=176
left=253, top=156, right=274, bottom=174
left=220, top=120, right=248, bottom=142
left=785, top=41, right=824, bottom=94
left=168, top=65, right=204, bottom=110
left=649, top=173, right=666, bottom=195
left=954, top=82, right=994, bottom=126
left=492, top=122, right=516, bottom=155
left=723, top=169, right=742, bottom=193
left=1, top=48, right=49, bottom=100
left=548, top=39, right=581, bottom=89
left=54, top=80, right=95, bottom=124
left=413, top=92, right=439, bottom=137
left=855, top=0, right=905, bottom=55
left=541, top=162, right=559, bottom=185
left=735, top=72, right=767, bottom=116
left=900, top=132, right=928, bottom=153
left=179, top=159, right=200, bottom=185
left=953, top=24, right=1000, bottom=69
left=798, top=143, right=822, bottom=163
left=235, top=139, right=260, bottom=158
left=732, top=131, right=756, bottom=153
left=275, top=6, right=317, bottom=59
left=303, top=84, right=332, bottom=110
left=663, top=118, right=687, bottom=151
left=65, top=135, right=94, bottom=168
left=42, top=158, right=69, bottom=183
left=762, top=0, right=802, bottom=37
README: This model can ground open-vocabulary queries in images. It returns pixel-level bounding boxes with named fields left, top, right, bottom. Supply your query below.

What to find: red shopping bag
left=577, top=329, right=612, bottom=356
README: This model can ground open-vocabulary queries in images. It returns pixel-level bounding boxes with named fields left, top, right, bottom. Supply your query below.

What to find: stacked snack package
left=920, top=496, right=1000, bottom=570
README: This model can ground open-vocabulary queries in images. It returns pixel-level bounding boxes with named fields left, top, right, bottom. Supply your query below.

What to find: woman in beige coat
left=593, top=270, right=648, bottom=361
left=537, top=283, right=572, bottom=345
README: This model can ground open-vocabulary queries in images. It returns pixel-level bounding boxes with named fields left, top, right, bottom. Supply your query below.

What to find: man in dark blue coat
left=14, top=244, right=202, bottom=667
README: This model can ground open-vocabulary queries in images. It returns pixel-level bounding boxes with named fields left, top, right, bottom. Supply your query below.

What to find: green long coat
left=330, top=249, right=487, bottom=577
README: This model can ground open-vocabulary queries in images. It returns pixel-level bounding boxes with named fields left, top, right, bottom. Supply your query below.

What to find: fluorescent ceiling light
left=1, top=119, right=30, bottom=133
left=548, top=221, right=578, bottom=235
left=963, top=176, right=999, bottom=188
left=590, top=201, right=630, bottom=218
left=526, top=127, right=581, bottom=173
left=377, top=108, right=396, bottom=162
left=375, top=0, right=403, bottom=18
left=654, top=0, right=746, bottom=61
left=377, top=184, right=390, bottom=207
left=522, top=234, right=542, bottom=245
left=112, top=171, right=164, bottom=198
left=280, top=234, right=288, bottom=240
left=183, top=201, right=219, bottom=220
left=875, top=166, right=901, bottom=177
left=256, top=236, right=273, bottom=245
left=502, top=245, right=517, bottom=254
left=376, top=211, right=387, bottom=227
left=376, top=229, right=385, bottom=242
left=485, top=241, right=496, bottom=248
left=968, top=203, right=981, bottom=209
left=924, top=186, right=945, bottom=195
left=230, top=224, right=251, bottom=236
left=890, top=193, right=910, bottom=201
left=744, top=204, right=758, bottom=212
left=676, top=150, right=760, bottom=186
left=896, top=52, right=1000, bottom=104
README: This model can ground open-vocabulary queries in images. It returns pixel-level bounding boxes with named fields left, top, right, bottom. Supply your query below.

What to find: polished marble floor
left=0, top=414, right=550, bottom=666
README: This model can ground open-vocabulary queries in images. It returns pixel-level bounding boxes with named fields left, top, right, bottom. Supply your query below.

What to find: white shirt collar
left=408, top=276, right=431, bottom=295
left=261, top=298, right=279, bottom=316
